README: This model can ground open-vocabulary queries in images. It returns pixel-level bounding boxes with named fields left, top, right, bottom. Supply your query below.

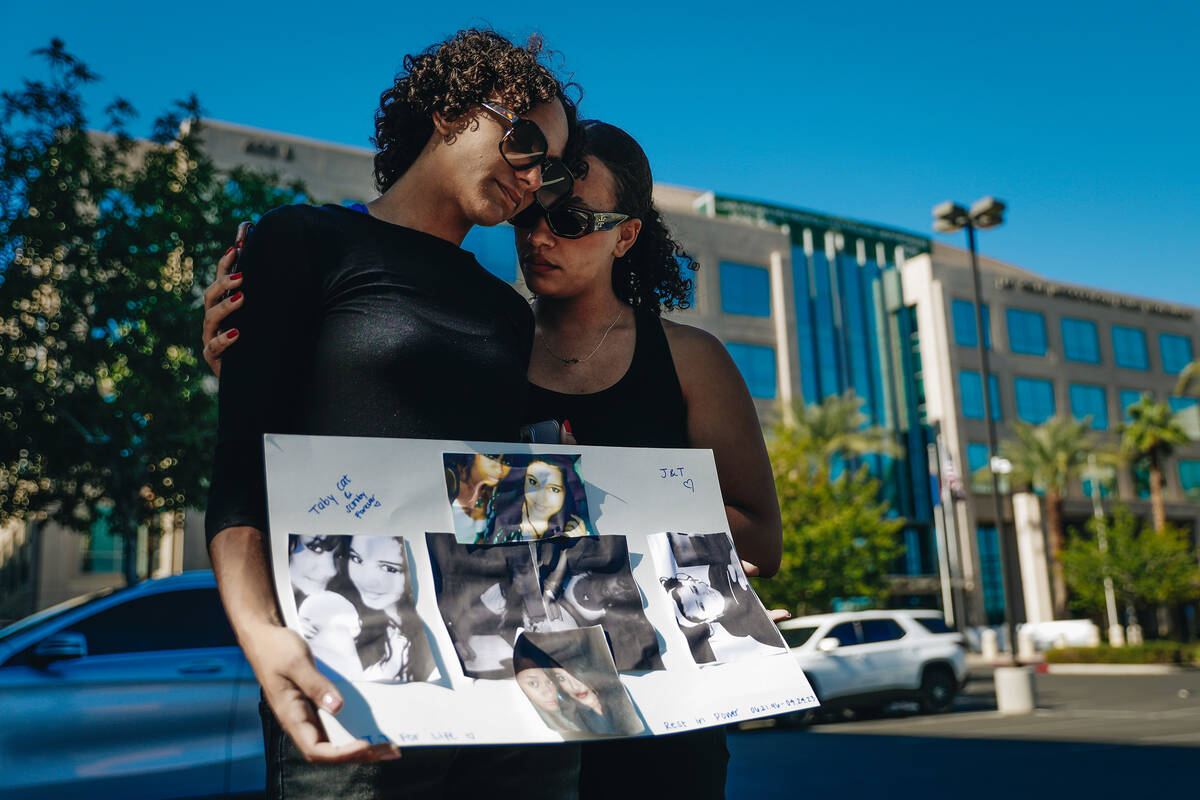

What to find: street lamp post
left=932, top=197, right=1022, bottom=661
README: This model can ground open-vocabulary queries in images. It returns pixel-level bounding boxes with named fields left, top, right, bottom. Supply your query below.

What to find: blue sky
left=3, top=1, right=1197, bottom=305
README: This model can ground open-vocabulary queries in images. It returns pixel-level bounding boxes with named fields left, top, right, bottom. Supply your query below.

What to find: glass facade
left=1006, top=308, right=1047, bottom=356
left=952, top=299, right=991, bottom=349
left=1112, top=325, right=1149, bottom=370
left=1069, top=383, right=1108, bottom=430
left=966, top=442, right=992, bottom=494
left=976, top=526, right=1006, bottom=625
left=725, top=342, right=777, bottom=399
left=1180, top=460, right=1200, bottom=500
left=719, top=261, right=771, bottom=317
left=462, top=224, right=518, bottom=282
left=1014, top=377, right=1056, bottom=424
left=960, top=370, right=1002, bottom=420
left=1061, top=318, right=1101, bottom=364
left=715, top=197, right=935, bottom=591
left=1160, top=333, right=1194, bottom=374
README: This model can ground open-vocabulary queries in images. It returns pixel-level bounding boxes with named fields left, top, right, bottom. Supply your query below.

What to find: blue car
left=0, top=571, right=264, bottom=799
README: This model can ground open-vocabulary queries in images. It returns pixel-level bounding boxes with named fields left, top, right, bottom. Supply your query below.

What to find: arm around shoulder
left=664, top=321, right=782, bottom=577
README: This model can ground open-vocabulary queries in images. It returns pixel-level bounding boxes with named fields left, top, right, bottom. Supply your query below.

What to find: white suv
left=778, top=610, right=967, bottom=720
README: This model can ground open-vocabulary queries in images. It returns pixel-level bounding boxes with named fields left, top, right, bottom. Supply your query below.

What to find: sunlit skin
left=290, top=536, right=339, bottom=598
left=347, top=536, right=407, bottom=613
left=551, top=667, right=602, bottom=715
left=521, top=460, right=566, bottom=537
left=672, top=574, right=727, bottom=624
left=516, top=667, right=560, bottom=713
left=378, top=98, right=570, bottom=244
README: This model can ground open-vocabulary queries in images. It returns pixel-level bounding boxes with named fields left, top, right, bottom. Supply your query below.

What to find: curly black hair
left=580, top=121, right=698, bottom=313
left=372, top=28, right=583, bottom=193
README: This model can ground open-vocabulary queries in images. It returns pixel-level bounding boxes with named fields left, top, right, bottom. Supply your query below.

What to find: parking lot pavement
left=726, top=669, right=1199, bottom=799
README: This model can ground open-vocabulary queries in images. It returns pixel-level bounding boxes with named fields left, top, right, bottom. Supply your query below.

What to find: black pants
left=579, top=728, right=729, bottom=800
left=260, top=702, right=581, bottom=800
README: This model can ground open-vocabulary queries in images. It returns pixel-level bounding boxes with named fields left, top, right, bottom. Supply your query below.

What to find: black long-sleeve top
left=205, top=204, right=534, bottom=546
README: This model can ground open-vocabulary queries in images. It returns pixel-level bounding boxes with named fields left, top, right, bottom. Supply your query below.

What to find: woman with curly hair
left=206, top=118, right=781, bottom=798
left=203, top=28, right=583, bottom=798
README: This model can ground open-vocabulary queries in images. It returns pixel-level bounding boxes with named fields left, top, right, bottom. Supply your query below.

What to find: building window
left=1133, top=456, right=1151, bottom=500
left=1014, top=377, right=1056, bottom=424
left=1061, top=318, right=1100, bottom=364
left=1180, top=461, right=1200, bottom=500
left=1159, top=333, right=1194, bottom=375
left=1081, top=464, right=1115, bottom=500
left=1120, top=389, right=1148, bottom=422
left=1068, top=383, right=1108, bottom=430
left=725, top=342, right=777, bottom=399
left=1170, top=396, right=1200, bottom=439
left=1112, top=326, right=1149, bottom=370
left=952, top=299, right=991, bottom=349
left=960, top=370, right=1001, bottom=420
left=1006, top=308, right=1047, bottom=356
left=465, top=225, right=518, bottom=283
left=719, top=261, right=771, bottom=317
left=976, top=526, right=1006, bottom=625
left=966, top=442, right=992, bottom=494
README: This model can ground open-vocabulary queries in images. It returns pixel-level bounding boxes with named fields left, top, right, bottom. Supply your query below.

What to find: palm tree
left=997, top=415, right=1112, bottom=619
left=1175, top=360, right=1200, bottom=398
left=1119, top=395, right=1190, bottom=532
left=773, top=391, right=900, bottom=472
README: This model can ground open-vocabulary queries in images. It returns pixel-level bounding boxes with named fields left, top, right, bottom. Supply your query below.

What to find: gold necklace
left=540, top=307, right=624, bottom=366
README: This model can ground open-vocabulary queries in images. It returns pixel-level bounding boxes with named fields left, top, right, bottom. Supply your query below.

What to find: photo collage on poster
left=288, top=451, right=786, bottom=737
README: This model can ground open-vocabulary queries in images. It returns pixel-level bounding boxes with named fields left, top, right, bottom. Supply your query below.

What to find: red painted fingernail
left=226, top=328, right=239, bottom=339
left=224, top=246, right=235, bottom=258
left=562, top=419, right=572, bottom=434
left=230, top=272, right=243, bottom=281
left=229, top=291, right=243, bottom=302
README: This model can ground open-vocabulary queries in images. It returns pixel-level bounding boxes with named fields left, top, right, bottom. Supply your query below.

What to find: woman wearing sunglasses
left=203, top=28, right=586, bottom=799
left=205, top=118, right=782, bottom=798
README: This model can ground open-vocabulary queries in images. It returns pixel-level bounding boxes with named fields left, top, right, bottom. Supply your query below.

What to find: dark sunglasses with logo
left=509, top=200, right=631, bottom=239
left=479, top=101, right=573, bottom=210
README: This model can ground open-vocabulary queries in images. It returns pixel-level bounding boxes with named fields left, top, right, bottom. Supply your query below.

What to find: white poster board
left=265, top=434, right=817, bottom=746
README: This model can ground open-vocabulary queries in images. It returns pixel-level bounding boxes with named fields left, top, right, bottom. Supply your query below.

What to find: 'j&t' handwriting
left=657, top=467, right=695, bottom=493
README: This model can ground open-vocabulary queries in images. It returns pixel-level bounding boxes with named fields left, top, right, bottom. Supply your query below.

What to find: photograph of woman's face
left=348, top=536, right=408, bottom=610
left=673, top=575, right=727, bottom=623
left=552, top=667, right=601, bottom=713
left=516, top=668, right=560, bottom=714
left=290, top=535, right=340, bottom=598
left=524, top=460, right=565, bottom=523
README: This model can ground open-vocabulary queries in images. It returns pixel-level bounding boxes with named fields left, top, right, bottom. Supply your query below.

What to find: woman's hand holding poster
left=265, top=434, right=818, bottom=746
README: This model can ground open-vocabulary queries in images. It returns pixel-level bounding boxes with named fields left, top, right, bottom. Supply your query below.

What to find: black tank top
left=525, top=308, right=688, bottom=448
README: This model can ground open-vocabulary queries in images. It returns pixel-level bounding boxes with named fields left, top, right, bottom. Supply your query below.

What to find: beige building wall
left=903, top=244, right=1200, bottom=623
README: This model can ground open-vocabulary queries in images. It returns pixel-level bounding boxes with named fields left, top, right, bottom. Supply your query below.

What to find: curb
left=1034, top=663, right=1195, bottom=676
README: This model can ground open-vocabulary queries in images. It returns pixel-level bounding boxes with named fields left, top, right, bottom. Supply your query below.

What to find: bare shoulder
left=661, top=319, right=738, bottom=384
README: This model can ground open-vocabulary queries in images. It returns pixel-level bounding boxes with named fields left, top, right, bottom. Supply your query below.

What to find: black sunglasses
left=510, top=201, right=631, bottom=239
left=480, top=101, right=573, bottom=210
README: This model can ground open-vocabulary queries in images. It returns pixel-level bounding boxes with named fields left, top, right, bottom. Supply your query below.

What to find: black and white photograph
left=426, top=532, right=545, bottom=678
left=535, top=536, right=663, bottom=671
left=288, top=534, right=438, bottom=683
left=649, top=531, right=788, bottom=665
left=513, top=627, right=646, bottom=738
left=443, top=452, right=595, bottom=543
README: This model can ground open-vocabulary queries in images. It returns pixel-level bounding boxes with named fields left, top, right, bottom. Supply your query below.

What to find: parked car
left=777, top=609, right=967, bottom=723
left=0, top=571, right=263, bottom=800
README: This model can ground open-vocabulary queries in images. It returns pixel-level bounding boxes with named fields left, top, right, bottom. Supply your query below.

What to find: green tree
left=1062, top=504, right=1200, bottom=617
left=0, top=41, right=307, bottom=585
left=777, top=391, right=900, bottom=471
left=997, top=415, right=1112, bottom=619
left=755, top=409, right=904, bottom=614
left=1119, top=396, right=1189, bottom=532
